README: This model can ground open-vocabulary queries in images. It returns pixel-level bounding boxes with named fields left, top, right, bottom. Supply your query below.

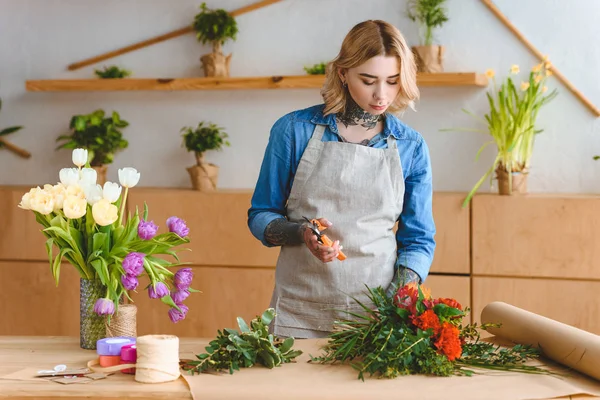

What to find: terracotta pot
left=92, top=165, right=108, bottom=186
left=200, top=42, right=232, bottom=77
left=496, top=167, right=528, bottom=195
left=412, top=45, right=444, bottom=73
left=187, top=163, right=219, bottom=191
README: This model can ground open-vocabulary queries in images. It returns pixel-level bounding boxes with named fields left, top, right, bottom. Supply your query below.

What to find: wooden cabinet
left=471, top=276, right=600, bottom=334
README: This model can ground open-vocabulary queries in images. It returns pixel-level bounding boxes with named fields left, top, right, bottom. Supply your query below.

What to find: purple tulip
left=148, top=282, right=169, bottom=299
left=138, top=219, right=158, bottom=240
left=166, top=216, right=189, bottom=238
left=94, top=298, right=115, bottom=315
left=173, top=268, right=193, bottom=290
left=171, top=288, right=190, bottom=304
left=122, top=252, right=145, bottom=276
left=168, top=304, right=189, bottom=323
left=121, top=274, right=139, bottom=291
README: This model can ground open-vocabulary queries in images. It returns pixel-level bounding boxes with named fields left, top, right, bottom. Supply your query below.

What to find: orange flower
left=434, top=298, right=463, bottom=311
left=412, top=309, right=441, bottom=334
left=405, top=282, right=432, bottom=299
left=434, top=322, right=462, bottom=361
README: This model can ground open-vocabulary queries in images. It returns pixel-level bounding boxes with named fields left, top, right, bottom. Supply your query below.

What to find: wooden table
left=1, top=336, right=600, bottom=400
left=0, top=336, right=192, bottom=399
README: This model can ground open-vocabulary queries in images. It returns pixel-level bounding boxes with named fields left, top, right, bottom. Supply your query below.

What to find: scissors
left=303, top=216, right=347, bottom=261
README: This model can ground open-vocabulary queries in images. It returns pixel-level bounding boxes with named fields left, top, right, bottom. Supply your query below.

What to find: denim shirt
left=248, top=104, right=436, bottom=282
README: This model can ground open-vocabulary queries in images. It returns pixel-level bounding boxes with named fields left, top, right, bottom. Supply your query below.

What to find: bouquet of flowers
left=312, top=283, right=551, bottom=380
left=18, top=148, right=197, bottom=326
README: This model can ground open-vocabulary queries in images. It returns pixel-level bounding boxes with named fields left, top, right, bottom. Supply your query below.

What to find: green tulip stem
left=118, top=187, right=129, bottom=226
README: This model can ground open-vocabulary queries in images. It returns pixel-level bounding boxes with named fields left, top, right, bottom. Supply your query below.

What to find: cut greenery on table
left=311, top=284, right=555, bottom=381
left=180, top=308, right=302, bottom=374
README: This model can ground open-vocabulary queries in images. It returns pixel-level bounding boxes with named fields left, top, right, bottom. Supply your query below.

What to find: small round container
left=99, top=355, right=121, bottom=367
left=96, top=337, right=136, bottom=356
left=120, top=343, right=137, bottom=375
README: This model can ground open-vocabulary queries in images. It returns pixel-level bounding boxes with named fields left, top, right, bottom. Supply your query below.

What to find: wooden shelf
left=25, top=73, right=487, bottom=92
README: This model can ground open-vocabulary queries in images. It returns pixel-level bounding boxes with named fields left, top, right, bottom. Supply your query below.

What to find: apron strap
left=387, top=134, right=398, bottom=149
left=311, top=124, right=327, bottom=141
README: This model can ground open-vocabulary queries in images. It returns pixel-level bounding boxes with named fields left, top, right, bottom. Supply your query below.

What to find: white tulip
left=18, top=187, right=41, bottom=210
left=82, top=183, right=103, bottom=205
left=59, top=168, right=79, bottom=186
left=79, top=168, right=97, bottom=186
left=118, top=167, right=140, bottom=188
left=102, top=181, right=122, bottom=203
left=72, top=148, right=88, bottom=168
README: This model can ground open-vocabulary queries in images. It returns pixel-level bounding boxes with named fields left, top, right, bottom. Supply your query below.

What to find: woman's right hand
left=302, top=218, right=342, bottom=263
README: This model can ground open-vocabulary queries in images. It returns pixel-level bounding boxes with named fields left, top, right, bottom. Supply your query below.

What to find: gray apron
left=270, top=123, right=405, bottom=338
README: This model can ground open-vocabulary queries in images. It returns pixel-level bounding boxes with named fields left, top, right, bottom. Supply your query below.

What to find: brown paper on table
left=482, top=301, right=600, bottom=382
left=181, top=338, right=600, bottom=400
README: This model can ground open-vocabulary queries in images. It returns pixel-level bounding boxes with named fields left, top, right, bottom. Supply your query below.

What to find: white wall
left=1, top=0, right=600, bottom=193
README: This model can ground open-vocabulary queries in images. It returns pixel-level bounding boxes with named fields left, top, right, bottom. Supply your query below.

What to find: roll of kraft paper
left=481, top=301, right=600, bottom=381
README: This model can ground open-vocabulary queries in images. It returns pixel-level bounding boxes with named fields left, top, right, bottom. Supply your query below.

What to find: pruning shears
left=303, top=216, right=347, bottom=261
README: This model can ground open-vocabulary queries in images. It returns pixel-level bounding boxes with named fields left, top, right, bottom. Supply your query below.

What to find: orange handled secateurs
left=303, top=216, right=347, bottom=261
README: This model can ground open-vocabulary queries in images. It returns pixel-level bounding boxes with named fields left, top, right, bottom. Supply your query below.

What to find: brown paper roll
left=481, top=301, right=600, bottom=380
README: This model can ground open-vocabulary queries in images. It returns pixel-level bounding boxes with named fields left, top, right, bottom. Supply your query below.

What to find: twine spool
left=135, top=335, right=180, bottom=383
left=106, top=304, right=137, bottom=338
left=87, top=334, right=181, bottom=384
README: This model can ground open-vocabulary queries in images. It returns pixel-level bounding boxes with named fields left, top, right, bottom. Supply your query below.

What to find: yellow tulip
left=92, top=199, right=118, bottom=226
left=29, top=189, right=55, bottom=215
left=66, top=184, right=86, bottom=200
left=63, top=195, right=87, bottom=219
left=510, top=64, right=520, bottom=74
left=534, top=75, right=543, bottom=84
left=546, top=69, right=553, bottom=77
left=532, top=63, right=542, bottom=73
left=542, top=86, right=548, bottom=93
left=520, top=81, right=530, bottom=91
left=485, top=69, right=495, bottom=79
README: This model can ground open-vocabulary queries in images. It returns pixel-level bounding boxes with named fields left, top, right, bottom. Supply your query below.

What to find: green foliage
left=181, top=308, right=303, bottom=374
left=311, top=286, right=552, bottom=380
left=193, top=2, right=238, bottom=46
left=406, top=0, right=449, bottom=46
left=304, top=62, right=327, bottom=75
left=94, top=65, right=132, bottom=79
left=56, top=109, right=129, bottom=166
left=0, top=99, right=24, bottom=146
left=35, top=203, right=190, bottom=309
left=181, top=122, right=230, bottom=159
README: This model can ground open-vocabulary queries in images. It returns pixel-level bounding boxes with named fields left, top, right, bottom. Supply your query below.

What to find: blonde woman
left=248, top=20, right=435, bottom=338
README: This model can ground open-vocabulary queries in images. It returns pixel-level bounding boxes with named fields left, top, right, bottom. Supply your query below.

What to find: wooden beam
left=481, top=0, right=600, bottom=117
left=25, top=73, right=488, bottom=92
left=0, top=138, right=31, bottom=158
left=66, top=0, right=283, bottom=71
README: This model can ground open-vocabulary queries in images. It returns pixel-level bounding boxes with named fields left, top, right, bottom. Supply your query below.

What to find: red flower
left=434, top=322, right=462, bottom=361
left=412, top=309, right=441, bottom=334
left=434, top=298, right=463, bottom=311
left=394, top=285, right=419, bottom=315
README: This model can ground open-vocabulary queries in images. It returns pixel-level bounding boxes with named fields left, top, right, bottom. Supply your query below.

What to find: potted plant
left=182, top=121, right=230, bottom=191
left=406, top=0, right=449, bottom=73
left=304, top=62, right=327, bottom=75
left=94, top=65, right=132, bottom=79
left=193, top=2, right=238, bottom=77
left=56, top=109, right=129, bottom=185
left=445, top=61, right=558, bottom=207
left=0, top=98, right=29, bottom=158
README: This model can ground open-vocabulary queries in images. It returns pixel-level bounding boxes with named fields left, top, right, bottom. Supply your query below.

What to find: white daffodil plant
left=18, top=148, right=196, bottom=323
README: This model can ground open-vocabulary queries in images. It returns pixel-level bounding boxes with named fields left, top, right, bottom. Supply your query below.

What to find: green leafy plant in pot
left=56, top=109, right=129, bottom=185
left=182, top=121, right=230, bottom=191
left=443, top=61, right=558, bottom=207
left=406, top=0, right=448, bottom=73
left=193, top=2, right=238, bottom=77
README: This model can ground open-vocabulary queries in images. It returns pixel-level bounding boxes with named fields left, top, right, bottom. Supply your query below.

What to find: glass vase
left=79, top=278, right=106, bottom=350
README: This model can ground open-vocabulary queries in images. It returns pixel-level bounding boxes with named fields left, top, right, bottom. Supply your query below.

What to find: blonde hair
left=321, top=20, right=419, bottom=116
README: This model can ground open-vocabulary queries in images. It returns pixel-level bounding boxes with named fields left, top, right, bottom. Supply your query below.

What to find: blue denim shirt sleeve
left=394, top=137, right=436, bottom=283
left=247, top=114, right=294, bottom=247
